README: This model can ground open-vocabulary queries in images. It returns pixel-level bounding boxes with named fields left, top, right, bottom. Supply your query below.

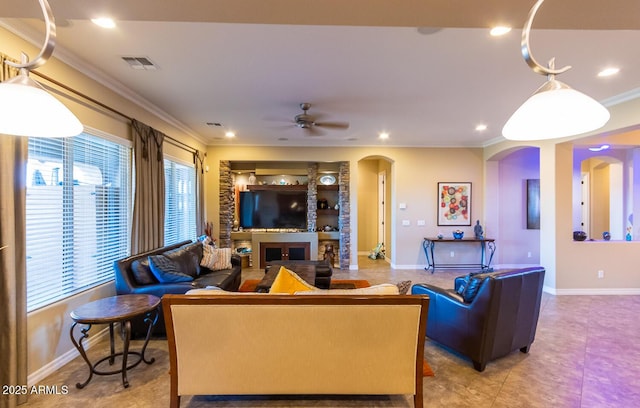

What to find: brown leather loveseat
left=411, top=267, right=545, bottom=371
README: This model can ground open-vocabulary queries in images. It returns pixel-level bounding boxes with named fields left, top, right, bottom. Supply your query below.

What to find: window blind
left=26, top=133, right=131, bottom=312
left=164, top=158, right=196, bottom=246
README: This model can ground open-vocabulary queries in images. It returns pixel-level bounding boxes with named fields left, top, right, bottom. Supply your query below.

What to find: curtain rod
left=30, top=69, right=199, bottom=155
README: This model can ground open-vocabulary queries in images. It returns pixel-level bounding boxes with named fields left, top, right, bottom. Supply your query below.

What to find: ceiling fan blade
left=263, top=115, right=294, bottom=123
left=304, top=126, right=326, bottom=136
left=314, top=121, right=350, bottom=130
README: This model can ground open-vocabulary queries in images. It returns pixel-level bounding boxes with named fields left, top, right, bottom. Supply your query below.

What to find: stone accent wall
left=338, top=162, right=350, bottom=269
left=307, top=163, right=318, bottom=232
left=219, top=160, right=233, bottom=248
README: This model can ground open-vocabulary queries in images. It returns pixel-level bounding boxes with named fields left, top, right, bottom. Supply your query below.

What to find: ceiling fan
left=283, top=103, right=350, bottom=136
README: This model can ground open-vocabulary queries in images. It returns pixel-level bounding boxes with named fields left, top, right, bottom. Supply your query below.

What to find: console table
left=423, top=237, right=496, bottom=273
left=69, top=294, right=160, bottom=389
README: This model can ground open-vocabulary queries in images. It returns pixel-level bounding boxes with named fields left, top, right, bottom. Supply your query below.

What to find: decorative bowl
left=452, top=231, right=464, bottom=240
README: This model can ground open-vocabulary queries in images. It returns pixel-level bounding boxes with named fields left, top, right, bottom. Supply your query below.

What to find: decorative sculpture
left=474, top=220, right=484, bottom=239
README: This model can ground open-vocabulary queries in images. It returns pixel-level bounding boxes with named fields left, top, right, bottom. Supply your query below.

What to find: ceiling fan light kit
left=502, top=0, right=610, bottom=141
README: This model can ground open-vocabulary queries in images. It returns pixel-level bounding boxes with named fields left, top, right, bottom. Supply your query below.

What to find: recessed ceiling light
left=225, top=131, right=235, bottom=138
left=588, top=144, right=610, bottom=152
left=490, top=26, right=511, bottom=37
left=91, top=17, right=116, bottom=29
left=379, top=132, right=389, bottom=140
left=475, top=124, right=488, bottom=131
left=598, top=67, right=620, bottom=77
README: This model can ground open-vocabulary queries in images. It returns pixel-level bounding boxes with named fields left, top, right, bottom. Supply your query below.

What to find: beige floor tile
left=22, top=257, right=640, bottom=407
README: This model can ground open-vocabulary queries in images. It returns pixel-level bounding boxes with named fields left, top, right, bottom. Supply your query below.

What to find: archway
left=357, top=156, right=393, bottom=261
left=486, top=146, right=541, bottom=266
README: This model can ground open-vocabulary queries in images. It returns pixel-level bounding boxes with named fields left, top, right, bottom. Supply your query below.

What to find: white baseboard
left=28, top=326, right=110, bottom=387
left=552, top=288, right=640, bottom=295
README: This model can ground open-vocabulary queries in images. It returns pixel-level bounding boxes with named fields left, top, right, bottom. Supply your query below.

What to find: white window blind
left=26, top=133, right=131, bottom=312
left=164, top=158, right=196, bottom=246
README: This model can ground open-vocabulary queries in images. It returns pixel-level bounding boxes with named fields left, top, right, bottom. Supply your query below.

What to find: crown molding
left=0, top=19, right=207, bottom=145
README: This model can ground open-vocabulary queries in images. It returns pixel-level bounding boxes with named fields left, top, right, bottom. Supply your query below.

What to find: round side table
left=69, top=294, right=160, bottom=389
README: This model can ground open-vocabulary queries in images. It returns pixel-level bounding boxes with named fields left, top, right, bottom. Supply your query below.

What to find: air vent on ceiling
left=122, top=56, right=158, bottom=70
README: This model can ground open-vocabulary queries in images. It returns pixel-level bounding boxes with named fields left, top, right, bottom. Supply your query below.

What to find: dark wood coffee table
left=255, top=264, right=316, bottom=292
left=69, top=294, right=160, bottom=389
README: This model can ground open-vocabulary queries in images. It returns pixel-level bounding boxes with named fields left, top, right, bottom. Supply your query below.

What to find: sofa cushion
left=456, top=272, right=489, bottom=303
left=148, top=255, right=194, bottom=283
left=396, top=280, right=412, bottom=295
left=296, top=283, right=400, bottom=295
left=165, top=243, right=201, bottom=277
left=269, top=266, right=317, bottom=294
left=201, top=246, right=232, bottom=271
left=130, top=259, right=158, bottom=285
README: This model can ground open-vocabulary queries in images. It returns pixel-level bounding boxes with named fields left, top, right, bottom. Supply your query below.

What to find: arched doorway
left=357, top=156, right=393, bottom=261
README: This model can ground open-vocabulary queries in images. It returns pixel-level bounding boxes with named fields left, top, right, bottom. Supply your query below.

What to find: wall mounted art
left=526, top=179, right=540, bottom=230
left=437, top=182, right=471, bottom=226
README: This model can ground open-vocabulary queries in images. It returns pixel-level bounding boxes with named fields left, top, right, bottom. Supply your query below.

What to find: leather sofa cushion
left=148, top=255, right=194, bottom=283
left=130, top=259, right=158, bottom=285
left=456, top=272, right=490, bottom=303
left=192, top=270, right=234, bottom=288
left=165, top=243, right=202, bottom=277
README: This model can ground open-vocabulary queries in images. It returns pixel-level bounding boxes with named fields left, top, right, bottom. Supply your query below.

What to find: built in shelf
left=247, top=184, right=308, bottom=191
left=318, top=184, right=339, bottom=191
left=317, top=209, right=339, bottom=215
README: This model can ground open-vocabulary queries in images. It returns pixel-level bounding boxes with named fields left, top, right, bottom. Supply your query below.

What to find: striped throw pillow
left=200, top=245, right=233, bottom=271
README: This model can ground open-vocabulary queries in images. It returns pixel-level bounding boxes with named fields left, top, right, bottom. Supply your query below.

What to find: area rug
left=423, top=360, right=435, bottom=377
left=239, top=279, right=370, bottom=292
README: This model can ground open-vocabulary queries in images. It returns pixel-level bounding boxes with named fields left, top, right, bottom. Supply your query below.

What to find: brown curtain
left=1, top=54, right=29, bottom=408
left=194, top=150, right=206, bottom=236
left=131, top=119, right=165, bottom=253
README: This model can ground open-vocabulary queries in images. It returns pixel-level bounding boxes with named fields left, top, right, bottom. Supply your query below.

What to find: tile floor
left=22, top=256, right=640, bottom=407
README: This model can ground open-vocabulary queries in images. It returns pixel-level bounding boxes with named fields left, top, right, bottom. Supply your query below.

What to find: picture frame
left=437, top=182, right=472, bottom=226
left=526, top=179, right=540, bottom=230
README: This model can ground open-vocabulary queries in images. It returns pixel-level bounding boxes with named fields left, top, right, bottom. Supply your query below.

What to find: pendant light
left=502, top=0, right=610, bottom=141
left=0, top=0, right=83, bottom=137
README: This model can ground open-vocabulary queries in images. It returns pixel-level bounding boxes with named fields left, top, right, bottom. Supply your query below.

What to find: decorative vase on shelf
left=452, top=230, right=464, bottom=240
left=602, top=231, right=611, bottom=241
left=626, top=232, right=632, bottom=241
left=248, top=172, right=256, bottom=185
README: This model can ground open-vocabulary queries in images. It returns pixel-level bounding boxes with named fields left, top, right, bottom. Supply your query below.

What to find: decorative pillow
left=148, top=255, right=194, bottom=283
left=396, top=280, right=412, bottom=295
left=200, top=246, right=233, bottom=271
left=269, top=266, right=317, bottom=294
left=130, top=259, right=158, bottom=285
left=165, top=243, right=201, bottom=277
left=296, top=283, right=400, bottom=295
left=457, top=272, right=487, bottom=303
left=186, top=287, right=260, bottom=295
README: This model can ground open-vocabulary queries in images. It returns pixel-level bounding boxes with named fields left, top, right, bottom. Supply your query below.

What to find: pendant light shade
left=0, top=0, right=83, bottom=138
left=502, top=0, right=610, bottom=141
left=502, top=78, right=610, bottom=141
left=0, top=72, right=83, bottom=137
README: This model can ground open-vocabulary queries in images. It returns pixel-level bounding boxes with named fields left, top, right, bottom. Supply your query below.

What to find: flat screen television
left=239, top=190, right=307, bottom=229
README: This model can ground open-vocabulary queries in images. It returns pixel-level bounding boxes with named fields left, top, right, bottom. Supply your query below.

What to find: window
left=164, top=158, right=196, bottom=246
left=26, top=133, right=131, bottom=312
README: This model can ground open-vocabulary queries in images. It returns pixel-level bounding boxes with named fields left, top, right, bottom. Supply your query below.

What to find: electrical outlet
left=598, top=270, right=604, bottom=279
left=527, top=251, right=532, bottom=258
left=450, top=251, right=455, bottom=257
left=417, top=220, right=426, bottom=226
left=402, top=220, right=410, bottom=226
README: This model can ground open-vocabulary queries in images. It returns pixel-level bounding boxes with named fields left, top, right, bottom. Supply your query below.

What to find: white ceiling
left=2, top=0, right=640, bottom=147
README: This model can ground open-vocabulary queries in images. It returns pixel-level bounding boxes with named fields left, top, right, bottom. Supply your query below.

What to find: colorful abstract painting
left=437, top=182, right=471, bottom=226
